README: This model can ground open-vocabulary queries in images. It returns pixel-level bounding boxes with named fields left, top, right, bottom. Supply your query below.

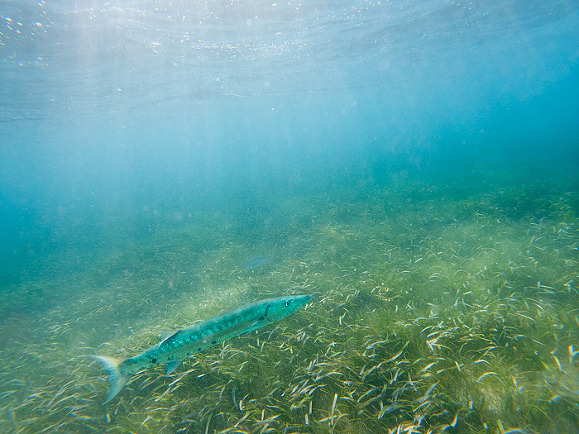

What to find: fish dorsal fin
left=166, top=359, right=185, bottom=374
left=158, top=330, right=176, bottom=342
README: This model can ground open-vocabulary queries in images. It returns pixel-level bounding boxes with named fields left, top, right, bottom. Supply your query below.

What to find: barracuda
left=91, top=294, right=311, bottom=404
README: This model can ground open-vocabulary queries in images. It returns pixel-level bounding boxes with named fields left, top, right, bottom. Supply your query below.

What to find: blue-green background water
left=1, top=1, right=578, bottom=432
left=1, top=0, right=578, bottom=283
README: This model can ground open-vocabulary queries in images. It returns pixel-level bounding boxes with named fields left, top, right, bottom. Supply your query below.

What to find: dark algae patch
left=0, top=165, right=578, bottom=433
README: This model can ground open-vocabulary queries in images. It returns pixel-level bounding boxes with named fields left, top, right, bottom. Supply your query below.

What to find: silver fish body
left=91, top=294, right=311, bottom=403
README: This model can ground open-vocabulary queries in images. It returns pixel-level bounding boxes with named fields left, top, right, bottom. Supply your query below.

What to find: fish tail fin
left=90, top=355, right=129, bottom=404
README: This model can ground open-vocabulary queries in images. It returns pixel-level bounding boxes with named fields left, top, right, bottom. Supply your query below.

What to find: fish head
left=265, top=294, right=311, bottom=322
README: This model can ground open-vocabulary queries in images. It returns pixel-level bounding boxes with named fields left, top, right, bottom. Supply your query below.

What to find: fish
left=244, top=256, right=273, bottom=271
left=90, top=294, right=311, bottom=404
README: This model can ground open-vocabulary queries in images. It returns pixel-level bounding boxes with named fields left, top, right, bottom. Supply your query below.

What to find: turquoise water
left=1, top=1, right=578, bottom=432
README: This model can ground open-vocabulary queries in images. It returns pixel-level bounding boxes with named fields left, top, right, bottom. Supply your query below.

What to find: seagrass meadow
left=1, top=160, right=578, bottom=434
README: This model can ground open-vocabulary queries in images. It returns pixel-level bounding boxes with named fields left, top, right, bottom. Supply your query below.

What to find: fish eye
left=285, top=300, right=291, bottom=306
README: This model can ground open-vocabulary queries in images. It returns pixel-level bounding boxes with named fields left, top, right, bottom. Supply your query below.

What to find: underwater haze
left=1, top=1, right=578, bottom=432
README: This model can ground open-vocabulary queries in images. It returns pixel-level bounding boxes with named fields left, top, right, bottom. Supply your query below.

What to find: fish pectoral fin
left=166, top=359, right=185, bottom=374
left=241, top=319, right=268, bottom=336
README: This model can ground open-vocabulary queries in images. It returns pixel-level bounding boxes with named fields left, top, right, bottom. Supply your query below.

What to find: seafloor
left=1, top=159, right=578, bottom=433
